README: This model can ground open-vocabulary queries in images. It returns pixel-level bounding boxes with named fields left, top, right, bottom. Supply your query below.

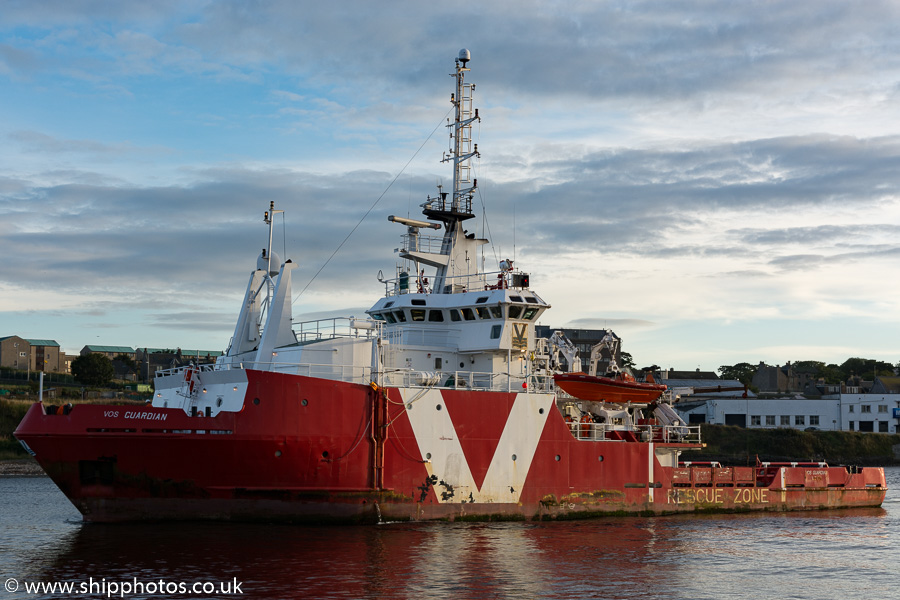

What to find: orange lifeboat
left=554, top=372, right=667, bottom=403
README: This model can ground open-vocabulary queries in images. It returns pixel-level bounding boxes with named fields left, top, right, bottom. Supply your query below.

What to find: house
left=25, top=339, right=62, bottom=373
left=751, top=361, right=821, bottom=394
left=134, top=348, right=222, bottom=381
left=80, top=345, right=136, bottom=360
left=534, top=326, right=623, bottom=372
left=1, top=336, right=66, bottom=373
left=0, top=335, right=29, bottom=370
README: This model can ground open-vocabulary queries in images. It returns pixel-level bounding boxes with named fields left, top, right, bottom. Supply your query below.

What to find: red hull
left=14, top=371, right=886, bottom=523
left=554, top=373, right=667, bottom=403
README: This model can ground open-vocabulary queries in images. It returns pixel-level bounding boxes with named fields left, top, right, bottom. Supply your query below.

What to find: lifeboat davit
left=554, top=372, right=667, bottom=403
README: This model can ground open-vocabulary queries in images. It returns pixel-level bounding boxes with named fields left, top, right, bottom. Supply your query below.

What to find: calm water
left=1, top=468, right=897, bottom=599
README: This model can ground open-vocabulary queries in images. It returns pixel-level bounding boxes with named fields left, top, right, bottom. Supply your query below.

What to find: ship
left=15, top=50, right=887, bottom=523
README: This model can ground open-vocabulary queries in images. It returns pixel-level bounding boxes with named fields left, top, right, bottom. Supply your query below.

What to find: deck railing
left=566, top=422, right=702, bottom=444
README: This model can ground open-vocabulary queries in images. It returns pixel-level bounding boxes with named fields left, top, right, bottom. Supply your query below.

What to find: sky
left=4, top=0, right=900, bottom=371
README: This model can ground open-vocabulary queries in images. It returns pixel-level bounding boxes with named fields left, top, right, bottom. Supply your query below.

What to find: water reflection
left=2, top=470, right=897, bottom=600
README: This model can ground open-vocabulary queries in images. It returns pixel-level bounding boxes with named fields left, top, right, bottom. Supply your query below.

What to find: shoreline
left=0, top=458, right=46, bottom=476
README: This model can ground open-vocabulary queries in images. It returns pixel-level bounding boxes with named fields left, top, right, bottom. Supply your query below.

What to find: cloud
left=563, top=318, right=656, bottom=330
left=4, top=2, right=900, bottom=366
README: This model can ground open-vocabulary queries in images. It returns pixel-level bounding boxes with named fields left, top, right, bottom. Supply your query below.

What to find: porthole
left=301, top=399, right=308, bottom=406
left=322, top=451, right=329, bottom=458
left=275, top=450, right=282, bottom=457
left=460, top=362, right=465, bottom=368
left=436, top=404, right=443, bottom=411
left=555, top=455, right=561, bottom=462
left=598, top=455, right=604, bottom=462
left=539, top=408, right=544, bottom=414
left=216, top=397, right=223, bottom=407
left=425, top=452, right=432, bottom=460
left=253, top=398, right=260, bottom=405
left=406, top=403, right=413, bottom=410
left=512, top=454, right=517, bottom=461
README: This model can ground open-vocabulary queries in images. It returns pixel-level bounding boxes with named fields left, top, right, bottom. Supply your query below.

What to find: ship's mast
left=391, top=50, right=486, bottom=294
left=445, top=49, right=479, bottom=215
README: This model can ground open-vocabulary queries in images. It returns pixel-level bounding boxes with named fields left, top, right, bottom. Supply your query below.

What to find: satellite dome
left=458, top=48, right=471, bottom=64
left=257, top=249, right=283, bottom=276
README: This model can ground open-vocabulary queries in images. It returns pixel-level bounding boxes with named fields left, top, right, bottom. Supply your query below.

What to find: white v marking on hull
left=401, top=389, right=555, bottom=503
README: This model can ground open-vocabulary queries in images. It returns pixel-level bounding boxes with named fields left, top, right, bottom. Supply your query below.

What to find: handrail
left=566, top=422, right=702, bottom=444
left=381, top=268, right=528, bottom=296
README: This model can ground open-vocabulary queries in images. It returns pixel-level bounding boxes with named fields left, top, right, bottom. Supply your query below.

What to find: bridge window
left=450, top=310, right=461, bottom=322
left=394, top=310, right=406, bottom=322
left=509, top=295, right=523, bottom=302
left=462, top=308, right=476, bottom=321
left=476, top=296, right=489, bottom=304
left=383, top=312, right=397, bottom=324
left=491, top=325, right=502, bottom=339
left=508, top=305, right=523, bottom=319
left=410, top=309, right=425, bottom=322
left=476, top=307, right=491, bottom=319
left=490, top=305, right=502, bottom=318
left=428, top=310, right=444, bottom=322
left=522, top=307, right=538, bottom=320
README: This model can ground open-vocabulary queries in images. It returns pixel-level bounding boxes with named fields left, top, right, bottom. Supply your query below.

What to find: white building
left=676, top=397, right=842, bottom=431
left=674, top=373, right=900, bottom=434
left=841, top=394, right=900, bottom=433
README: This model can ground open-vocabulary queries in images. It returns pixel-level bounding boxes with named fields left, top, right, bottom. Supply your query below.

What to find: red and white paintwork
left=13, top=373, right=887, bottom=522
left=14, top=50, right=887, bottom=522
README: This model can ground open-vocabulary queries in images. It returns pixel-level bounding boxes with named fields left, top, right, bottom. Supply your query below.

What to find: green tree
left=114, top=354, right=136, bottom=370
left=820, top=364, right=844, bottom=384
left=71, top=353, right=114, bottom=386
left=620, top=351, right=635, bottom=370
left=840, top=357, right=894, bottom=380
left=717, top=362, right=757, bottom=385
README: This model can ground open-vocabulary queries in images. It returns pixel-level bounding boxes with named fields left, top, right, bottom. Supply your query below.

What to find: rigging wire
left=292, top=107, right=453, bottom=305
left=473, top=118, right=498, bottom=267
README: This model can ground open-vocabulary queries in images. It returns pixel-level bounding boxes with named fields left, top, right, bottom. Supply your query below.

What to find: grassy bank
left=682, top=424, right=900, bottom=466
left=0, top=398, right=32, bottom=460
